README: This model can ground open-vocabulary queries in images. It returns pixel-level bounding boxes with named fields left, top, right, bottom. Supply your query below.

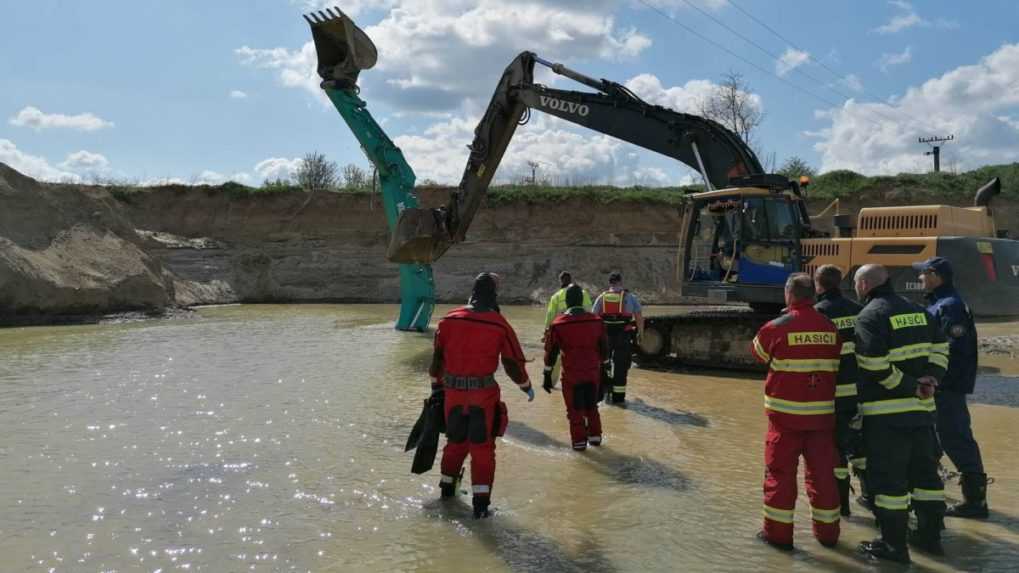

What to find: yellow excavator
left=380, top=44, right=1018, bottom=370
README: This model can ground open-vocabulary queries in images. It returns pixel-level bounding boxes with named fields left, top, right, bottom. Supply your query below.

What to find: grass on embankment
left=104, top=163, right=1019, bottom=205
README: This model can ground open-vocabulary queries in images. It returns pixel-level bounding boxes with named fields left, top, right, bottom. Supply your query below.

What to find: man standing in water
left=429, top=272, right=535, bottom=518
left=813, top=265, right=866, bottom=516
left=751, top=273, right=842, bottom=551
left=544, top=270, right=593, bottom=386
left=593, top=272, right=642, bottom=405
left=853, top=264, right=948, bottom=562
left=543, top=284, right=610, bottom=451
left=914, top=256, right=989, bottom=519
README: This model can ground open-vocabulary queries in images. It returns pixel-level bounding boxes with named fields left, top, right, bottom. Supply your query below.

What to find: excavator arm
left=388, top=51, right=764, bottom=264
left=304, top=8, right=434, bottom=331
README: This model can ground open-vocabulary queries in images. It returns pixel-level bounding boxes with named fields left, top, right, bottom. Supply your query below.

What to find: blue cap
left=911, top=256, right=953, bottom=279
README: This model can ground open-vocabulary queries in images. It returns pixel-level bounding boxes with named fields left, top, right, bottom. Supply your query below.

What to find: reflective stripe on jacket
left=854, top=282, right=948, bottom=426
left=751, top=300, right=841, bottom=430
left=814, top=289, right=863, bottom=414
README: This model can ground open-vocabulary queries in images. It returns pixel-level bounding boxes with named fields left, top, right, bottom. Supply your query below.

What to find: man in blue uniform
left=913, top=256, right=988, bottom=519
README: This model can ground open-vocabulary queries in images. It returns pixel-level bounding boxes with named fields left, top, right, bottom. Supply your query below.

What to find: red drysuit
left=544, top=309, right=609, bottom=450
left=751, top=300, right=842, bottom=547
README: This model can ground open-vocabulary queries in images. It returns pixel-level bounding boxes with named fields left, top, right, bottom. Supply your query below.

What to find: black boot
left=946, top=473, right=989, bottom=519
left=439, top=469, right=463, bottom=499
left=858, top=539, right=910, bottom=564
left=837, top=477, right=851, bottom=517
left=909, top=512, right=944, bottom=556
left=859, top=511, right=910, bottom=564
left=472, top=495, right=491, bottom=519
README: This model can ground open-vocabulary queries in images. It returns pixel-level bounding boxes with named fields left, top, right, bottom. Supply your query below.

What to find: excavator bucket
left=387, top=207, right=453, bottom=264
left=303, top=7, right=377, bottom=87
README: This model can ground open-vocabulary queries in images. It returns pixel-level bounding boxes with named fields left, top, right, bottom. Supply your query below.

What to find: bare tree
left=341, top=163, right=369, bottom=190
left=700, top=71, right=764, bottom=148
left=296, top=151, right=338, bottom=192
left=777, top=156, right=817, bottom=179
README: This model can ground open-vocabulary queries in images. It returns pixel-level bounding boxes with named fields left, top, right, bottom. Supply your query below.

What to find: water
left=1, top=305, right=1018, bottom=572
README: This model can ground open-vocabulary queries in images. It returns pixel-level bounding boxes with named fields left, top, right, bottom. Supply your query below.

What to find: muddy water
left=1, top=305, right=1018, bottom=572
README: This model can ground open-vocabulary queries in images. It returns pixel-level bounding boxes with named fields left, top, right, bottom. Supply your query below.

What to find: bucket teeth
left=303, top=5, right=377, bottom=86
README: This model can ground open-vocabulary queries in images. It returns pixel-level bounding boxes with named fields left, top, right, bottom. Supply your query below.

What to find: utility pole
left=919, top=135, right=954, bottom=173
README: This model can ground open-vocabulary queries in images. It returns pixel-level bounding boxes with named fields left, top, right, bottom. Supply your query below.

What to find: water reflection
left=0, top=305, right=1017, bottom=572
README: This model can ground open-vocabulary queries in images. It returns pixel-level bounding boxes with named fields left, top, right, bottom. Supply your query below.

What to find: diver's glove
left=542, top=368, right=554, bottom=393
left=521, top=382, right=535, bottom=402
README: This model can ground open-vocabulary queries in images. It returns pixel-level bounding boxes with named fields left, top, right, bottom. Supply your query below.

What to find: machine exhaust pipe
left=303, top=7, right=377, bottom=88
left=974, top=177, right=1001, bottom=208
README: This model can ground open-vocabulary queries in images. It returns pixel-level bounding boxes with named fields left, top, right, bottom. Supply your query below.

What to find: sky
left=2, top=0, right=1018, bottom=187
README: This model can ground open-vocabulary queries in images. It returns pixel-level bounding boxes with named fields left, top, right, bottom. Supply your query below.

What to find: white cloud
left=776, top=48, right=810, bottom=77
left=813, top=43, right=1019, bottom=174
left=841, top=74, right=864, bottom=93
left=874, top=1, right=958, bottom=34
left=254, top=157, right=303, bottom=181
left=624, top=73, right=763, bottom=117
left=878, top=46, right=912, bottom=72
left=8, top=106, right=114, bottom=132
left=229, top=90, right=249, bottom=99
left=391, top=72, right=755, bottom=187
left=192, top=170, right=253, bottom=185
left=240, top=1, right=651, bottom=111
left=59, top=150, right=110, bottom=172
left=235, top=43, right=326, bottom=104
left=0, top=139, right=81, bottom=182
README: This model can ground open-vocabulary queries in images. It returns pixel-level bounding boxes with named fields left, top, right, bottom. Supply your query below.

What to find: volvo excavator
left=310, top=8, right=1019, bottom=369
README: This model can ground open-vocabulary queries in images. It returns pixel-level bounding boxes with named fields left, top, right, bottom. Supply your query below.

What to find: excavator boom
left=304, top=7, right=435, bottom=331
left=387, top=51, right=763, bottom=264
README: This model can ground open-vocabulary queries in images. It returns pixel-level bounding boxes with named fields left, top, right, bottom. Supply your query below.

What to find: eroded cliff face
left=2, top=162, right=1017, bottom=323
left=120, top=187, right=687, bottom=306
left=0, top=165, right=170, bottom=321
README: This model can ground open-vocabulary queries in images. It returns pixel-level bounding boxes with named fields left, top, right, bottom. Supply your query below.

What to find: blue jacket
left=925, top=284, right=978, bottom=394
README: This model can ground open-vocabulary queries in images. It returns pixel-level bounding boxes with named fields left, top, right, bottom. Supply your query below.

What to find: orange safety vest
left=599, top=291, right=635, bottom=330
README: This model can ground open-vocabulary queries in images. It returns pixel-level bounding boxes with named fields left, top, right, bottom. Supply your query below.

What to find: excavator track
left=635, top=306, right=772, bottom=372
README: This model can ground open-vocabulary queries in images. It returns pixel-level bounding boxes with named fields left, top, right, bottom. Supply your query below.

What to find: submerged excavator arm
left=388, top=52, right=764, bottom=263
left=304, top=8, right=434, bottom=331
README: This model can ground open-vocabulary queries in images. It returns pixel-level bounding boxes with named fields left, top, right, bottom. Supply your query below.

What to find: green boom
left=324, top=88, right=435, bottom=331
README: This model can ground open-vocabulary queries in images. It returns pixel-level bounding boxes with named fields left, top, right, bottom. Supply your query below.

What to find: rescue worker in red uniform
left=428, top=273, right=535, bottom=518
left=543, top=284, right=610, bottom=450
left=751, top=273, right=842, bottom=550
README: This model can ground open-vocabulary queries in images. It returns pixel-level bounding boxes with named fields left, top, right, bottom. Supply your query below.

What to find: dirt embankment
left=2, top=162, right=1018, bottom=325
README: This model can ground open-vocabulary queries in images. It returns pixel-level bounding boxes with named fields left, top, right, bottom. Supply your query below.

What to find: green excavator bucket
left=303, top=7, right=377, bottom=88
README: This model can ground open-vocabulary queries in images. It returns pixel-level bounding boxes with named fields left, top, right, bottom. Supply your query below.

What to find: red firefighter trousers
left=440, top=386, right=501, bottom=497
left=763, top=419, right=841, bottom=546
left=561, top=380, right=602, bottom=449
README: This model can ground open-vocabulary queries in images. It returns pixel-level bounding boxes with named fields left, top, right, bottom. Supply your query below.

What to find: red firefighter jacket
left=429, top=307, right=530, bottom=388
left=751, top=300, right=842, bottom=430
left=544, top=310, right=609, bottom=383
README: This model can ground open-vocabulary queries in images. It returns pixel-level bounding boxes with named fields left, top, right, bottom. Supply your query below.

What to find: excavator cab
left=680, top=176, right=810, bottom=310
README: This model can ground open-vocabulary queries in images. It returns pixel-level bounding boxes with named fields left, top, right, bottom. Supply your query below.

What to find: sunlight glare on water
left=1, top=304, right=1018, bottom=572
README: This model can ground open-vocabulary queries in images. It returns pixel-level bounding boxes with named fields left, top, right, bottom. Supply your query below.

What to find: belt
left=444, top=374, right=497, bottom=390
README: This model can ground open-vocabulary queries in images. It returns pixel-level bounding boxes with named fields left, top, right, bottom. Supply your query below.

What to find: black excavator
left=387, top=52, right=1019, bottom=370
left=387, top=51, right=763, bottom=265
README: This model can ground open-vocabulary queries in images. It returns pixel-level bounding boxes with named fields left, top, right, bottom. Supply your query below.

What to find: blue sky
left=2, top=0, right=1018, bottom=186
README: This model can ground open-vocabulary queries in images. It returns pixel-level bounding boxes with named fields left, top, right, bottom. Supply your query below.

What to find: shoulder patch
left=949, top=323, right=967, bottom=338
